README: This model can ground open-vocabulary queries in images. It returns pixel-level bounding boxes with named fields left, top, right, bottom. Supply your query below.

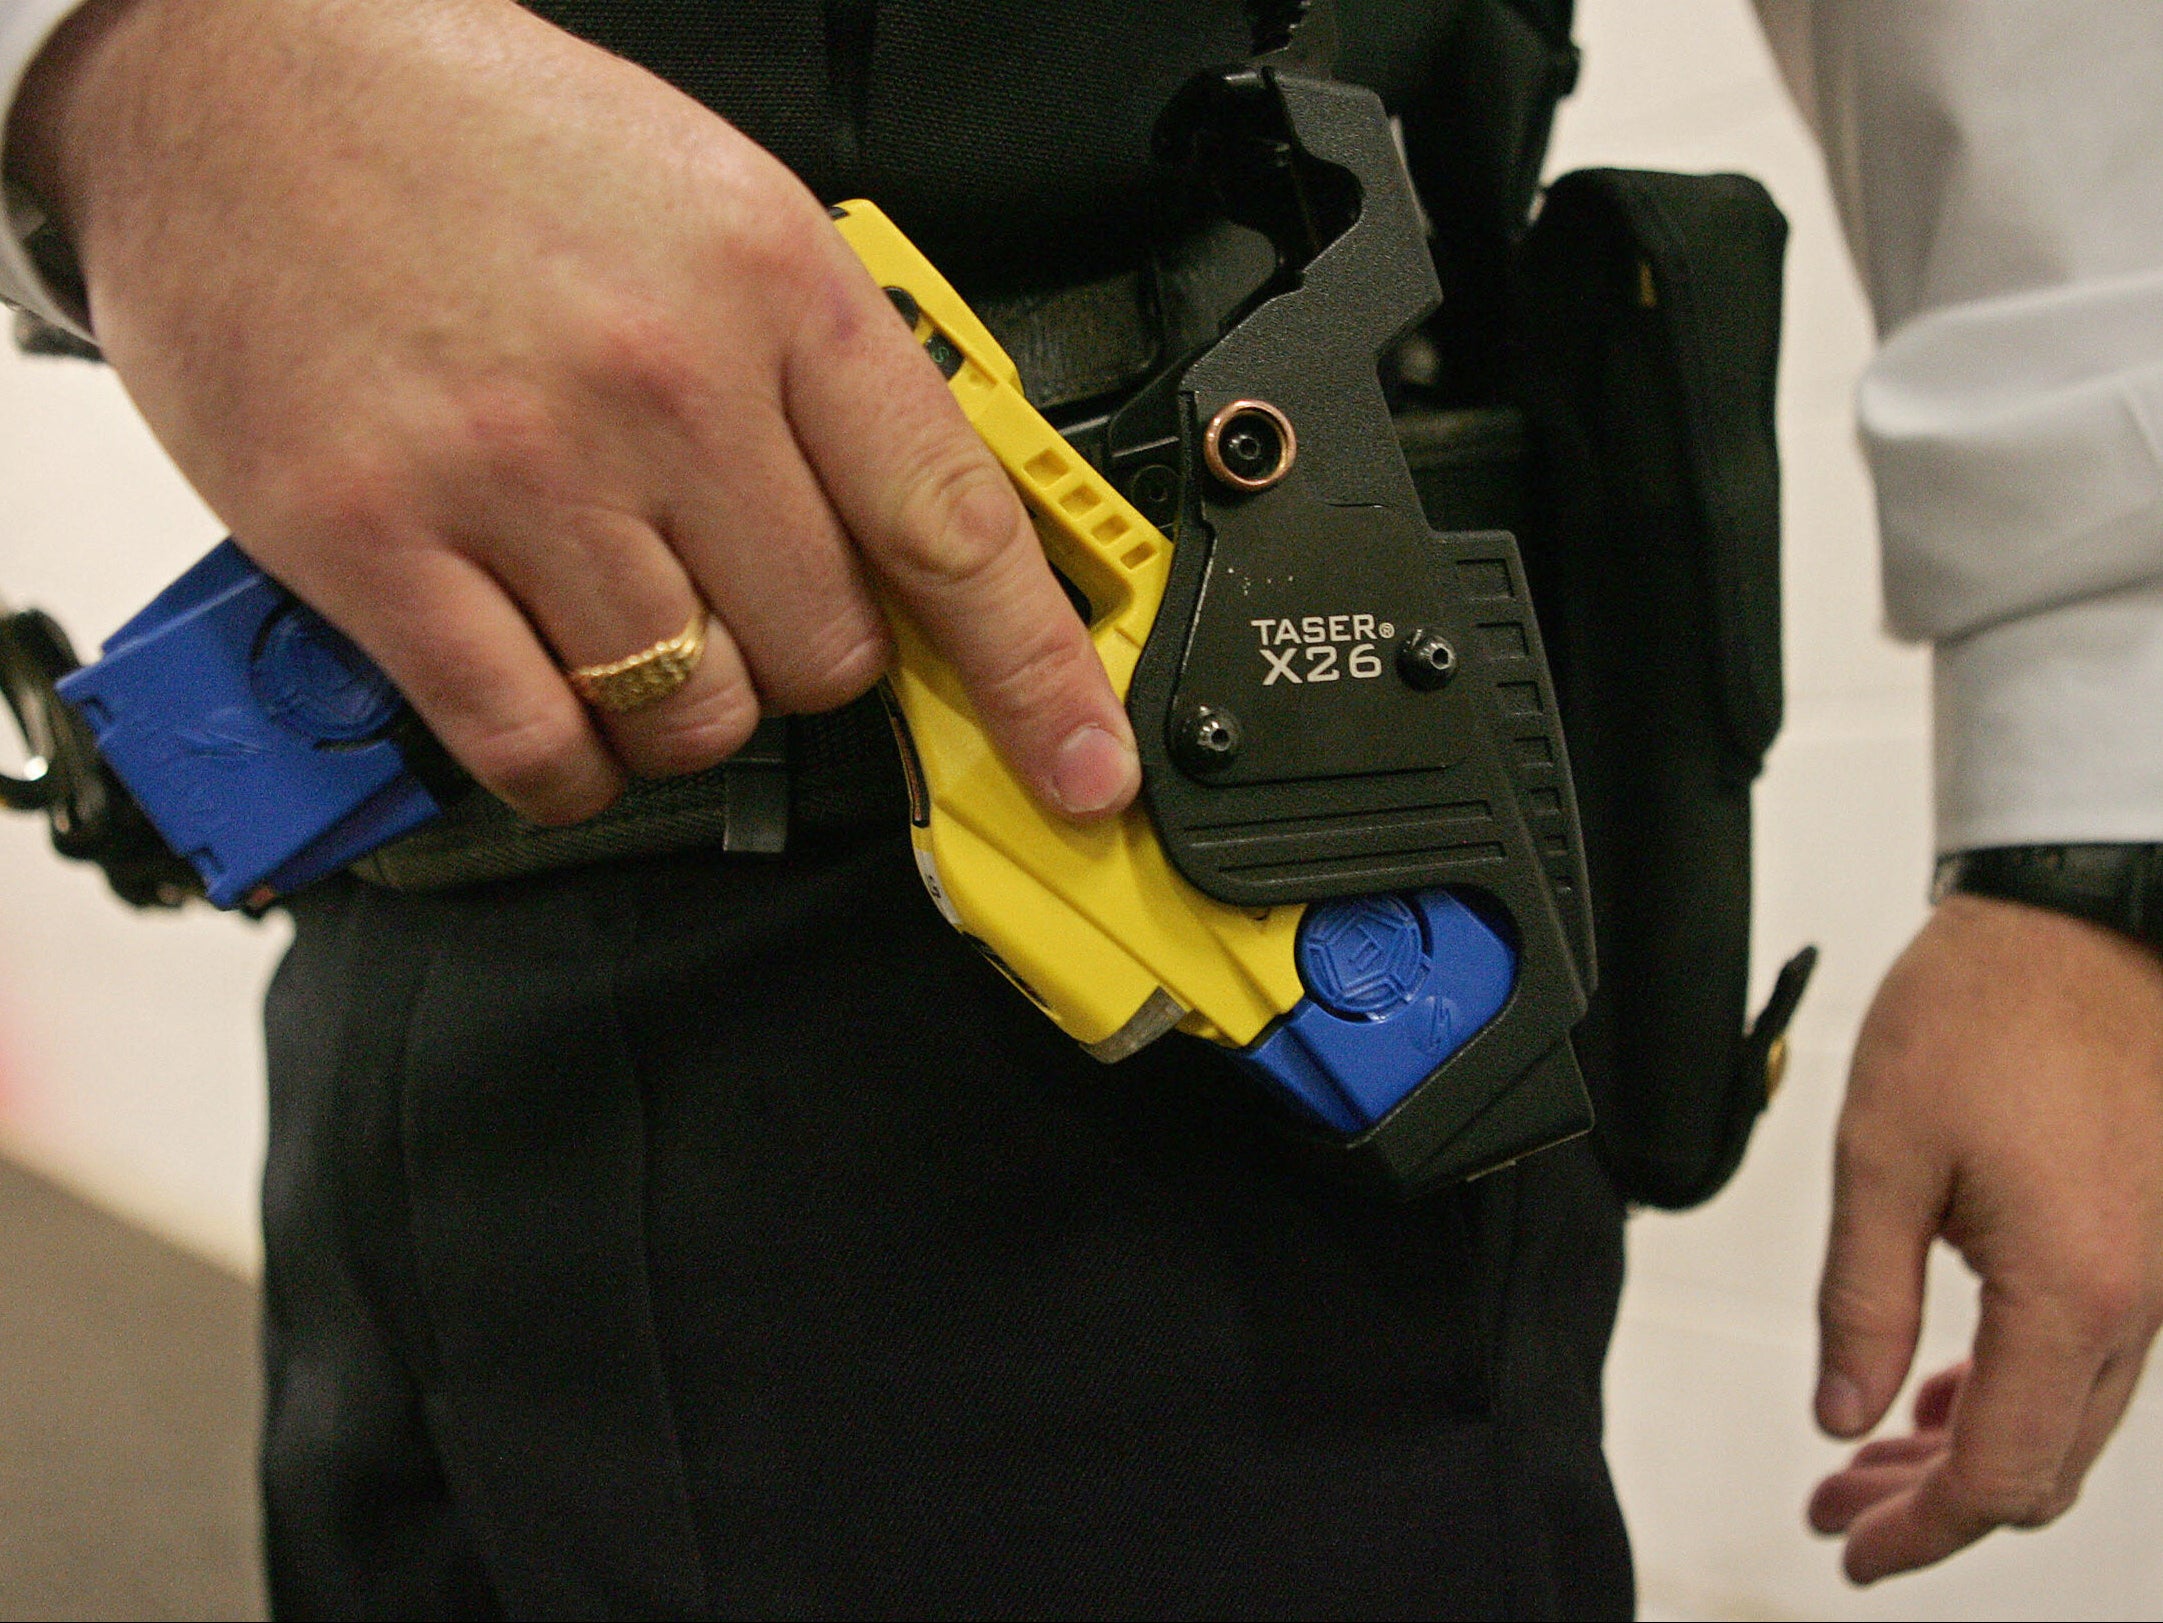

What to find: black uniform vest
left=520, top=1, right=1559, bottom=303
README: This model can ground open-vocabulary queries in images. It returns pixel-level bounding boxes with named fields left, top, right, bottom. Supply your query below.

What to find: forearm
left=1867, top=252, right=2163, bottom=851
left=1758, top=3, right=2163, bottom=1585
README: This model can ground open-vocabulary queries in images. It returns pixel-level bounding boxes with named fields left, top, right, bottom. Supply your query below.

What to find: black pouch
left=1494, top=167, right=1812, bottom=1209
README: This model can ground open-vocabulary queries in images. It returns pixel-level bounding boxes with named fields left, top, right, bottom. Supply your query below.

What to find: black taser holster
left=1079, top=61, right=1600, bottom=1193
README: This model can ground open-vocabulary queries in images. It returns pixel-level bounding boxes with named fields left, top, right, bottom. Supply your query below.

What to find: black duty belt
left=6, top=185, right=1525, bottom=902
left=351, top=703, right=900, bottom=890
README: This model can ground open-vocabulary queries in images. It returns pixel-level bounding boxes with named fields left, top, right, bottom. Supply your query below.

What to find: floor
left=0, top=1156, right=265, bottom=1621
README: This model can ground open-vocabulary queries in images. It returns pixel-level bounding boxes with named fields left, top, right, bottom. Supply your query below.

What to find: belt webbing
left=354, top=699, right=910, bottom=891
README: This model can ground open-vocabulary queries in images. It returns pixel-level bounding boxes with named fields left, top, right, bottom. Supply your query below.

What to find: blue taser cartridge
left=1235, top=890, right=1518, bottom=1135
left=56, top=540, right=442, bottom=909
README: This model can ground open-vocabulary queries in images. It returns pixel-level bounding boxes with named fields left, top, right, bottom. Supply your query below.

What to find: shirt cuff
left=0, top=0, right=95, bottom=338
left=1934, top=582, right=2163, bottom=853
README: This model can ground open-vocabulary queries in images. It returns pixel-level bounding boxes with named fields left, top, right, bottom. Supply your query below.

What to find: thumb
left=1817, top=1104, right=1947, bottom=1438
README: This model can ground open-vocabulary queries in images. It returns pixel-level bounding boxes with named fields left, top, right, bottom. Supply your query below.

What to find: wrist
left=1933, top=844, right=2163, bottom=957
left=9, top=0, right=536, bottom=210
left=2, top=0, right=538, bottom=342
left=3, top=0, right=248, bottom=337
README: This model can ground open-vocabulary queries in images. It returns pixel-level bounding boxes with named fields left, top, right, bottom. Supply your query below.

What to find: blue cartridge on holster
left=55, top=540, right=441, bottom=909
left=1237, top=891, right=1518, bottom=1134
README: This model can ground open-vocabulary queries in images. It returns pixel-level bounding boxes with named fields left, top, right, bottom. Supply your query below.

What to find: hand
left=1810, top=893, right=2163, bottom=1582
left=7, top=0, right=1140, bottom=824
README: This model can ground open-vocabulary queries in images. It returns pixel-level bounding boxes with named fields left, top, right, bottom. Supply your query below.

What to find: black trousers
left=259, top=830, right=1631, bottom=1619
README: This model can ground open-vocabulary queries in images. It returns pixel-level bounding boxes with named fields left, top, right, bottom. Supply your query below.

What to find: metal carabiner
left=0, top=598, right=200, bottom=907
left=0, top=603, right=75, bottom=812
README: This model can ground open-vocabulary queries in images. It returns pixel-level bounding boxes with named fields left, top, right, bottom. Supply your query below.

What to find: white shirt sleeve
left=0, top=0, right=96, bottom=337
left=1759, top=0, right=2163, bottom=852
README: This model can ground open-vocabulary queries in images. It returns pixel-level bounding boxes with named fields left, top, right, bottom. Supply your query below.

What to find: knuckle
left=265, top=447, right=407, bottom=543
left=1942, top=1462, right=2065, bottom=1530
left=729, top=204, right=825, bottom=293
left=1832, top=1119, right=1906, bottom=1188
left=624, top=676, right=762, bottom=778
left=461, top=708, right=603, bottom=819
left=431, top=382, right=581, bottom=501
left=576, top=303, right=710, bottom=421
left=1818, top=1270, right=1916, bottom=1346
left=2070, top=1278, right=2144, bottom=1340
left=972, top=618, right=1086, bottom=725
left=702, top=196, right=834, bottom=335
left=880, top=453, right=1024, bottom=591
left=764, top=629, right=890, bottom=715
left=1999, top=1488, right=2066, bottom=1531
left=2026, top=1484, right=2082, bottom=1527
left=2058, top=1254, right=2153, bottom=1339
left=539, top=510, right=652, bottom=584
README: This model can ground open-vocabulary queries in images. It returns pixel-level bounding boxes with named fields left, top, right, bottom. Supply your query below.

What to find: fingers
left=1941, top=1282, right=2115, bottom=1518
left=783, top=241, right=1140, bottom=821
left=1853, top=1432, right=1949, bottom=1469
left=463, top=503, right=762, bottom=780
left=1838, top=1287, right=2106, bottom=1583
left=1817, top=1113, right=1948, bottom=1438
left=1824, top=1346, right=2147, bottom=1584
left=1809, top=1455, right=1938, bottom=1535
left=655, top=407, right=892, bottom=715
left=1809, top=1361, right=1964, bottom=1538
left=2056, top=1350, right=2147, bottom=1500
left=305, top=545, right=622, bottom=824
left=1805, top=898, right=2163, bottom=1586
left=1911, top=1359, right=1969, bottom=1432
left=1810, top=1360, right=1962, bottom=1537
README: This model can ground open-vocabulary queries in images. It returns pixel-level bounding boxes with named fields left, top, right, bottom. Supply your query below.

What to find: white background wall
left=0, top=0, right=2153, bottom=1613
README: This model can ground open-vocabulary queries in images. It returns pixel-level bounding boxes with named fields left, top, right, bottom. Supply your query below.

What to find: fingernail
left=1051, top=723, right=1138, bottom=816
left=1817, top=1370, right=1866, bottom=1437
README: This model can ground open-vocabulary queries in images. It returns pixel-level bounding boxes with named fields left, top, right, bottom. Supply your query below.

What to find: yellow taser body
left=831, top=200, right=1304, bottom=1059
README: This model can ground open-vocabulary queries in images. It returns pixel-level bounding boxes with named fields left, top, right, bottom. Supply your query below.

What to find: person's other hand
left=7, top=0, right=1139, bottom=823
left=1810, top=893, right=2163, bottom=1582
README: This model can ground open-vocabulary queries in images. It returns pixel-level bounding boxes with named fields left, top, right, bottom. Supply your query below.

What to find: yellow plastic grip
left=830, top=201, right=1304, bottom=1056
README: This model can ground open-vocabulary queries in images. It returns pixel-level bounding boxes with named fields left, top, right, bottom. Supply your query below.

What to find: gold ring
left=565, top=614, right=708, bottom=714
